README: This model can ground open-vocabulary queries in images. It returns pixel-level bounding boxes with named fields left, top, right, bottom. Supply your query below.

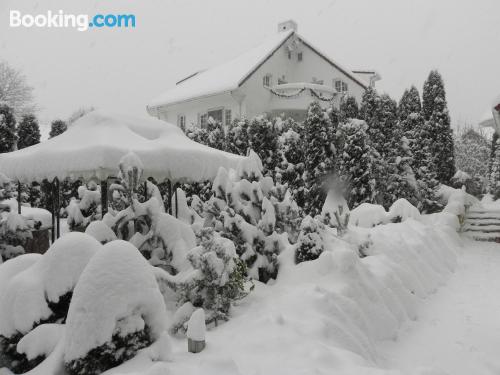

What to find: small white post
left=187, top=308, right=206, bottom=353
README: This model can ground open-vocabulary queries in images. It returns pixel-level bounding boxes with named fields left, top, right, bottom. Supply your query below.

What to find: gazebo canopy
left=0, top=111, right=246, bottom=183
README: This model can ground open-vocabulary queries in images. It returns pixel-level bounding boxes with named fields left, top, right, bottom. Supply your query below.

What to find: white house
left=479, top=94, right=500, bottom=133
left=147, top=20, right=380, bottom=128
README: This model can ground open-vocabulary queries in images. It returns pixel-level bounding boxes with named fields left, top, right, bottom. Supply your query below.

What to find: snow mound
left=85, top=221, right=117, bottom=244
left=2, top=198, right=52, bottom=228
left=349, top=203, right=387, bottom=228
left=387, top=199, right=420, bottom=222
left=438, top=185, right=479, bottom=216
left=17, top=323, right=64, bottom=360
left=0, top=233, right=101, bottom=336
left=64, top=240, right=167, bottom=362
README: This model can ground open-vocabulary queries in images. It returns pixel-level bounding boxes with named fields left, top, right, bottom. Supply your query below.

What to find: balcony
left=266, top=82, right=339, bottom=113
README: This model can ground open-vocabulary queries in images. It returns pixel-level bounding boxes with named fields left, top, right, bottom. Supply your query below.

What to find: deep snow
left=380, top=239, right=500, bottom=375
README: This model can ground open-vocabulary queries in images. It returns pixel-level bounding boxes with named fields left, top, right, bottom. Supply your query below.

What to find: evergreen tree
left=338, top=120, right=377, bottom=208
left=339, top=96, right=359, bottom=122
left=247, top=117, right=279, bottom=176
left=277, top=121, right=306, bottom=208
left=422, top=70, right=455, bottom=184
left=0, top=105, right=17, bottom=153
left=360, top=87, right=382, bottom=150
left=303, top=102, right=336, bottom=216
left=454, top=128, right=490, bottom=185
left=17, top=114, right=40, bottom=149
left=489, top=139, right=500, bottom=198
left=49, top=119, right=67, bottom=138
left=225, top=118, right=250, bottom=156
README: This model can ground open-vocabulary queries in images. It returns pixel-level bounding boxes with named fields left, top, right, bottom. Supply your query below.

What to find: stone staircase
left=462, top=208, right=500, bottom=242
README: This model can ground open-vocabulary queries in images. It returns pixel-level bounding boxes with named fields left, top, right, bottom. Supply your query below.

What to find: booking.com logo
left=9, top=10, right=136, bottom=31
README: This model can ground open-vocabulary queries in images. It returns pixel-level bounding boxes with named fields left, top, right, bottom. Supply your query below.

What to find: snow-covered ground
left=380, top=239, right=500, bottom=375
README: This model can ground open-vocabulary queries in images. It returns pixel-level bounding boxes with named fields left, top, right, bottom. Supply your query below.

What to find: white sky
left=0, top=0, right=499, bottom=132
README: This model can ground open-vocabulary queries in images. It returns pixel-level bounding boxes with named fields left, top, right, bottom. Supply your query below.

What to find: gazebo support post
left=166, top=180, right=172, bottom=215
left=50, top=181, right=55, bottom=243
left=174, top=183, right=179, bottom=218
left=54, top=178, right=61, bottom=239
left=17, top=181, right=21, bottom=214
left=101, top=179, right=108, bottom=217
left=144, top=180, right=148, bottom=201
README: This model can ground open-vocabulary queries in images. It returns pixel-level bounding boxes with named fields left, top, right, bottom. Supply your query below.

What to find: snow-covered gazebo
left=0, top=111, right=246, bottom=240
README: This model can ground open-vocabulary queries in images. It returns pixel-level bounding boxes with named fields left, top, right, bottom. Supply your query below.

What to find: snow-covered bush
left=0, top=233, right=101, bottom=372
left=0, top=211, right=32, bottom=261
left=451, top=170, right=483, bottom=197
left=349, top=203, right=387, bottom=228
left=321, top=188, right=350, bottom=235
left=64, top=240, right=167, bottom=375
left=66, top=181, right=101, bottom=230
left=387, top=198, right=420, bottom=223
left=164, top=228, right=246, bottom=330
left=295, top=215, right=325, bottom=264
left=202, top=152, right=299, bottom=282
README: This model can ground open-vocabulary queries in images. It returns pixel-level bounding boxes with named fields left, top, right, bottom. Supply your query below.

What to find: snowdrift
left=122, top=214, right=460, bottom=375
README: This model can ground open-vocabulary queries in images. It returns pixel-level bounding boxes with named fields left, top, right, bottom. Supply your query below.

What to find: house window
left=334, top=79, right=348, bottom=93
left=225, top=109, right=232, bottom=126
left=263, top=74, right=272, bottom=87
left=199, top=113, right=208, bottom=128
left=207, top=108, right=223, bottom=124
left=312, top=77, right=324, bottom=85
left=278, top=75, right=287, bottom=85
left=298, top=52, right=303, bottom=62
left=287, top=51, right=291, bottom=59
left=177, top=114, right=186, bottom=129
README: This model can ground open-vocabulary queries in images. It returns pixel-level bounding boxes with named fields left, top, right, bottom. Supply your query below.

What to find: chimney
left=278, top=20, right=297, bottom=33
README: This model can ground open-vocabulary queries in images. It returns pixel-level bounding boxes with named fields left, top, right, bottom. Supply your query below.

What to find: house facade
left=147, top=20, right=380, bottom=128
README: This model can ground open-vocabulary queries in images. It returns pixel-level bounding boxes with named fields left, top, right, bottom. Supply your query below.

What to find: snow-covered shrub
left=66, top=181, right=101, bottom=230
left=387, top=198, right=420, bottom=223
left=165, top=228, right=246, bottom=330
left=321, top=188, right=350, bottom=236
left=202, top=153, right=298, bottom=282
left=451, top=170, right=483, bottom=197
left=349, top=203, right=387, bottom=228
left=0, top=211, right=32, bottom=261
left=97, top=153, right=195, bottom=272
left=0, top=233, right=101, bottom=372
left=64, top=240, right=167, bottom=375
left=85, top=220, right=117, bottom=244
left=295, top=216, right=325, bottom=264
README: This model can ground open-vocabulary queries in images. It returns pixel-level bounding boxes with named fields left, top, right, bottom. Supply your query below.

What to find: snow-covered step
left=463, top=224, right=500, bottom=233
left=462, top=208, right=500, bottom=242
left=464, top=219, right=500, bottom=226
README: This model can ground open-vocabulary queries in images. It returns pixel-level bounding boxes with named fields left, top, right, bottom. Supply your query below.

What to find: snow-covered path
left=380, top=239, right=500, bottom=375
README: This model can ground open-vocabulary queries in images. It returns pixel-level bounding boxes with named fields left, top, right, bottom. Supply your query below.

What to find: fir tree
left=247, top=117, right=279, bottom=176
left=338, top=120, right=377, bottom=208
left=303, top=102, right=336, bottom=216
left=17, top=114, right=40, bottom=149
left=360, top=87, right=382, bottom=150
left=49, top=119, right=67, bottom=138
left=225, top=118, right=250, bottom=156
left=339, top=96, right=359, bottom=122
left=454, top=128, right=490, bottom=185
left=489, top=139, right=500, bottom=198
left=0, top=105, right=17, bottom=153
left=277, top=121, right=306, bottom=208
left=422, top=70, right=455, bottom=184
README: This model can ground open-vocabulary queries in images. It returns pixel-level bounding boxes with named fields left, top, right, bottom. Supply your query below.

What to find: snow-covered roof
left=148, top=29, right=367, bottom=108
left=0, top=111, right=245, bottom=183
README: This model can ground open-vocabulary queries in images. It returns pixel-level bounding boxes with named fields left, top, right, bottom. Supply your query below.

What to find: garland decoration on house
left=267, top=86, right=336, bottom=102
left=309, top=89, right=335, bottom=102
left=268, top=87, right=306, bottom=98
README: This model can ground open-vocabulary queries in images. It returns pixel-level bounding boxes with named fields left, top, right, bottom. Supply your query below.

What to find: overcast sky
left=0, top=0, right=499, bottom=133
